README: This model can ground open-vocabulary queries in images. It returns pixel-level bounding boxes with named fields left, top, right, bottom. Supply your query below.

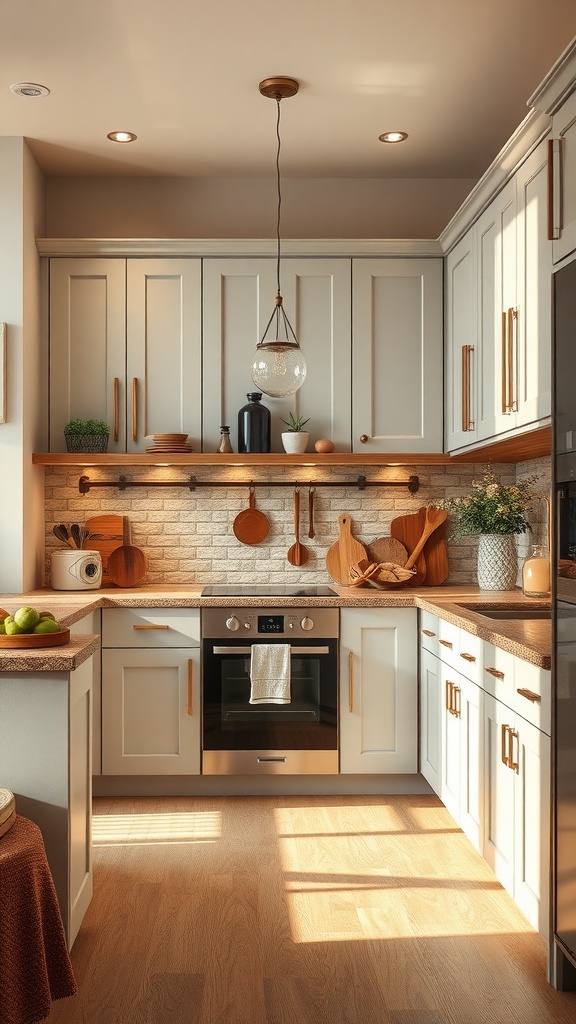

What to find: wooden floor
left=46, top=794, right=576, bottom=1024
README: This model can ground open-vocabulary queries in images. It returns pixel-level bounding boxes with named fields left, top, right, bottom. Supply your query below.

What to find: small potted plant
left=64, top=418, right=110, bottom=453
left=280, top=412, right=310, bottom=454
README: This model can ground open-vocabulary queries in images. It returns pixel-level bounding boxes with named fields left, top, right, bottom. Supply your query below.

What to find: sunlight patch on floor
left=92, top=811, right=222, bottom=846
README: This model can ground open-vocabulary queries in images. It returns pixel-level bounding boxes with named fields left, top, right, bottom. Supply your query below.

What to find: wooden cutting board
left=106, top=516, right=148, bottom=587
left=390, top=507, right=449, bottom=586
left=84, top=514, right=124, bottom=577
left=325, top=513, right=367, bottom=585
left=366, top=536, right=408, bottom=566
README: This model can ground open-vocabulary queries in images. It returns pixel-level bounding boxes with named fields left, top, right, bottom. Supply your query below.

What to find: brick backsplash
left=43, top=457, right=551, bottom=588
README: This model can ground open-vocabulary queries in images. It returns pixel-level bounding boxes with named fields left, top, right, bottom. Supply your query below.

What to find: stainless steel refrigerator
left=552, top=258, right=576, bottom=989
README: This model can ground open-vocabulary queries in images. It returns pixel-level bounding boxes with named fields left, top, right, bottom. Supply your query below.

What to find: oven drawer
left=202, top=749, right=338, bottom=775
left=102, top=607, right=200, bottom=647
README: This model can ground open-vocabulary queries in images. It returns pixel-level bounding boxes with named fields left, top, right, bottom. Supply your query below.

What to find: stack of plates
left=145, top=433, right=194, bottom=453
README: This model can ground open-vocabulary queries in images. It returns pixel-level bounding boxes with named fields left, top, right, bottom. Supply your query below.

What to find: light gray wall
left=45, top=176, right=476, bottom=239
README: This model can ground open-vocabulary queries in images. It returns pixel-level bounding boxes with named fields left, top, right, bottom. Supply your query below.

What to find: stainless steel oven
left=201, top=590, right=339, bottom=775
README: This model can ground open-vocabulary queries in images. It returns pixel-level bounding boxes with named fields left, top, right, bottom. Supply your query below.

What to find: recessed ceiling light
left=10, top=82, right=50, bottom=98
left=379, top=131, right=408, bottom=144
left=107, top=131, right=137, bottom=144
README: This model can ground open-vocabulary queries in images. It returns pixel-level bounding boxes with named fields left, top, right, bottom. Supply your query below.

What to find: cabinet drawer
left=513, top=662, right=551, bottom=736
left=102, top=607, right=200, bottom=648
left=482, top=642, right=516, bottom=708
left=457, top=631, right=482, bottom=685
left=437, top=620, right=460, bottom=671
left=419, top=610, right=439, bottom=656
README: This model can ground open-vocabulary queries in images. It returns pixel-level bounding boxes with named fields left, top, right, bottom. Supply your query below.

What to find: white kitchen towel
left=249, top=644, right=291, bottom=704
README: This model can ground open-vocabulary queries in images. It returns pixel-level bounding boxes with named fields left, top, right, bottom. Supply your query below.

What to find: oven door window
left=203, top=641, right=338, bottom=750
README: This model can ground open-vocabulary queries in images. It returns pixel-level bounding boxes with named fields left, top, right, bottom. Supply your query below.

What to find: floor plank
left=45, top=794, right=576, bottom=1024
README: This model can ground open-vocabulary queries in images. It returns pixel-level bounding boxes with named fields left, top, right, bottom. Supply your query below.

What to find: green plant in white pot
left=280, top=412, right=310, bottom=454
left=64, top=418, right=110, bottom=453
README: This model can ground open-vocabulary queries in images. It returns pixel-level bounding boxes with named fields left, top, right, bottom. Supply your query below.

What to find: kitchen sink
left=456, top=603, right=551, bottom=620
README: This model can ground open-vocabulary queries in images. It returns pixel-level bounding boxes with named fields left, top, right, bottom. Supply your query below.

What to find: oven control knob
left=225, top=615, right=241, bottom=632
left=300, top=616, right=314, bottom=631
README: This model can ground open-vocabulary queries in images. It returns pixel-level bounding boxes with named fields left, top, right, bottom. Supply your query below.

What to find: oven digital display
left=258, top=614, right=284, bottom=633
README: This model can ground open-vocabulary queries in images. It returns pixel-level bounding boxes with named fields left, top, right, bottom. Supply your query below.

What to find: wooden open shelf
left=33, top=424, right=551, bottom=467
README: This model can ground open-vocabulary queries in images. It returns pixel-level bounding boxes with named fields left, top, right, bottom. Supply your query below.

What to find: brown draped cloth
left=0, top=815, right=77, bottom=1024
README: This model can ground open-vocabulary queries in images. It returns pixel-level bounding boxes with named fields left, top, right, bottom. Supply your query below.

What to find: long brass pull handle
left=445, top=679, right=452, bottom=713
left=508, top=308, right=518, bottom=412
left=132, top=377, right=138, bottom=441
left=348, top=651, right=354, bottom=713
left=133, top=624, right=170, bottom=630
left=509, top=728, right=519, bottom=773
left=516, top=687, right=541, bottom=704
left=187, top=659, right=193, bottom=716
left=439, top=639, right=453, bottom=650
left=421, top=629, right=436, bottom=638
left=501, top=723, right=510, bottom=767
left=548, top=137, right=562, bottom=240
left=113, top=377, right=119, bottom=442
left=452, top=684, right=461, bottom=718
left=501, top=310, right=508, bottom=413
left=461, top=345, right=468, bottom=432
left=460, top=652, right=476, bottom=663
left=485, top=667, right=505, bottom=680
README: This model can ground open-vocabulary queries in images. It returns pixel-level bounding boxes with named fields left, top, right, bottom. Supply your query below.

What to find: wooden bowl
left=0, top=628, right=71, bottom=649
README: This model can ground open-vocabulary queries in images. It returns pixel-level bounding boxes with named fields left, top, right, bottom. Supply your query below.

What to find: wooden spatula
left=404, top=507, right=448, bottom=570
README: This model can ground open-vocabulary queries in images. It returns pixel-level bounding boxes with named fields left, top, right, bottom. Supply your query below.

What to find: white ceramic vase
left=477, top=533, right=518, bottom=591
left=281, top=431, right=309, bottom=454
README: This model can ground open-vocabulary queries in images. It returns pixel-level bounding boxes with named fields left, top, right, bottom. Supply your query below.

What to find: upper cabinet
left=202, top=258, right=352, bottom=453
left=49, top=258, right=202, bottom=453
left=445, top=139, right=552, bottom=453
left=352, top=259, right=443, bottom=453
left=551, top=88, right=576, bottom=264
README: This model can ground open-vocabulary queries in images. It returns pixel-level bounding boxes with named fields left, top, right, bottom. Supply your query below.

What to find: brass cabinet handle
left=451, top=684, right=461, bottom=718
left=501, top=310, right=508, bottom=413
left=439, top=639, right=453, bottom=649
left=501, top=723, right=510, bottom=767
left=485, top=666, right=505, bottom=680
left=445, top=678, right=452, bottom=713
left=509, top=728, right=519, bottom=773
left=508, top=308, right=518, bottom=413
left=547, top=137, right=562, bottom=241
left=516, top=687, right=541, bottom=704
left=460, top=652, right=476, bottom=663
left=348, top=651, right=354, bottom=713
left=461, top=345, right=473, bottom=431
left=187, top=659, right=193, bottom=716
left=132, top=377, right=138, bottom=441
left=132, top=624, right=170, bottom=630
left=421, top=629, right=436, bottom=638
left=113, top=377, right=119, bottom=442
left=359, top=434, right=369, bottom=444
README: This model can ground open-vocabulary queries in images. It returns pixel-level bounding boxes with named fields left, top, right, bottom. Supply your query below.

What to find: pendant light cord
left=275, top=96, right=282, bottom=297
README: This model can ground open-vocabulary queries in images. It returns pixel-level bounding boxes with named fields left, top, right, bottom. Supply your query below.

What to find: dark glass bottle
left=237, top=392, right=271, bottom=453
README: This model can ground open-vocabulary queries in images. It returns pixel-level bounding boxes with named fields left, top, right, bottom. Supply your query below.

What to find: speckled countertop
left=0, top=584, right=551, bottom=671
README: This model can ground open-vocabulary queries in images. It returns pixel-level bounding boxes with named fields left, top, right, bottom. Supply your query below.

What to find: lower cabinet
left=70, top=610, right=102, bottom=775
left=418, top=612, right=550, bottom=937
left=101, top=608, right=201, bottom=775
left=340, top=607, right=418, bottom=773
left=483, top=693, right=550, bottom=936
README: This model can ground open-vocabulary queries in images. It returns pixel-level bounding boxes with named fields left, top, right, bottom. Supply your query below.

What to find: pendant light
left=251, top=77, right=307, bottom=398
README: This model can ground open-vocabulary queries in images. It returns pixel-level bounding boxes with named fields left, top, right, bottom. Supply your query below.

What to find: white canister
left=51, top=549, right=102, bottom=590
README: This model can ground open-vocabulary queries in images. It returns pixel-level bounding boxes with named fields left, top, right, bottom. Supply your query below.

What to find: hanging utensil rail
left=78, top=473, right=419, bottom=494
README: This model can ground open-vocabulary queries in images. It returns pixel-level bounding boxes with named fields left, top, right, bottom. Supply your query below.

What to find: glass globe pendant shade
left=251, top=342, right=307, bottom=398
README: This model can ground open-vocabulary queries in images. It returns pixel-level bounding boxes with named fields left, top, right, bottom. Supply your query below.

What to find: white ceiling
left=2, top=0, right=575, bottom=180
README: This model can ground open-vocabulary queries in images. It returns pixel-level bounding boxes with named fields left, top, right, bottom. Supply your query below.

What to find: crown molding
left=35, top=237, right=443, bottom=258
left=528, top=36, right=576, bottom=115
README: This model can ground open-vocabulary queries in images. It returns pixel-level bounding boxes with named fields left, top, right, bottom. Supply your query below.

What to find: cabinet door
left=476, top=179, right=518, bottom=442
left=553, top=89, right=576, bottom=264
left=126, top=259, right=202, bottom=453
left=352, top=259, right=443, bottom=453
left=515, top=140, right=552, bottom=427
left=102, top=648, right=201, bottom=775
left=340, top=607, right=417, bottom=773
left=459, top=675, right=483, bottom=852
left=440, top=662, right=462, bottom=822
left=419, top=647, right=442, bottom=793
left=70, top=610, right=101, bottom=775
left=49, top=258, right=126, bottom=451
left=482, top=692, right=517, bottom=895
left=513, top=715, right=550, bottom=935
left=69, top=657, right=93, bottom=947
left=445, top=231, right=478, bottom=451
left=202, top=257, right=351, bottom=453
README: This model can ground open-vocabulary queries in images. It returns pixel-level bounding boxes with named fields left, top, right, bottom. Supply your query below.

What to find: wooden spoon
left=287, top=488, right=309, bottom=565
left=404, top=507, right=448, bottom=570
left=308, top=486, right=315, bottom=539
